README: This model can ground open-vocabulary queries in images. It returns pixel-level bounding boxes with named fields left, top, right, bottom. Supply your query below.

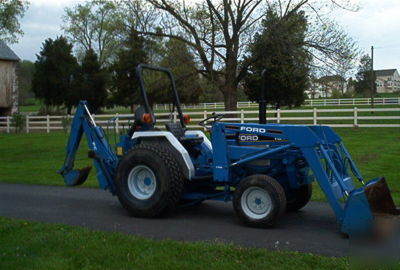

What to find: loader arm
left=212, top=122, right=398, bottom=235
left=58, top=101, right=118, bottom=194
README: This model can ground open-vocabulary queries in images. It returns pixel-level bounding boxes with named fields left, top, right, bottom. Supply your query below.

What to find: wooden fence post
left=353, top=107, right=358, bottom=127
left=115, top=113, right=119, bottom=134
left=26, top=115, right=29, bottom=133
left=46, top=115, right=50, bottom=133
left=277, top=109, right=281, bottom=124
left=313, top=108, right=317, bottom=125
left=203, top=110, right=207, bottom=131
left=6, top=116, right=10, bottom=133
left=240, top=110, right=244, bottom=123
left=67, top=114, right=71, bottom=133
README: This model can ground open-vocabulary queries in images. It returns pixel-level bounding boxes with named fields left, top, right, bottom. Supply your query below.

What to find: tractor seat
left=165, top=122, right=204, bottom=147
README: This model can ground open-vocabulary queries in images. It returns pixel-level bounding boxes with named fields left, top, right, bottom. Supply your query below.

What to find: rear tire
left=115, top=144, right=184, bottom=217
left=286, top=184, right=312, bottom=212
left=233, top=175, right=286, bottom=228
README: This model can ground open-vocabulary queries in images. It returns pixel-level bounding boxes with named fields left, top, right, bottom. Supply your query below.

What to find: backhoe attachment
left=58, top=101, right=118, bottom=193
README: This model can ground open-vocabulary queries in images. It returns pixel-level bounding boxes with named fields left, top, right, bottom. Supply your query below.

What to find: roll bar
left=135, top=64, right=186, bottom=128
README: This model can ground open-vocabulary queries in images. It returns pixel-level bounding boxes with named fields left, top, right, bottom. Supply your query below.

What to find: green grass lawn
left=0, top=217, right=349, bottom=270
left=0, top=129, right=399, bottom=269
left=0, top=128, right=399, bottom=203
left=312, top=128, right=400, bottom=203
left=19, top=99, right=42, bottom=113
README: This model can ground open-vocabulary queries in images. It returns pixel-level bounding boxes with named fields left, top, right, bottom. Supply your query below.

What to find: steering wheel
left=199, top=112, right=225, bottom=127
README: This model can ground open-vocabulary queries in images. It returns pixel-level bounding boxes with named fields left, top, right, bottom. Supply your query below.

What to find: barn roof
left=0, top=40, right=20, bottom=62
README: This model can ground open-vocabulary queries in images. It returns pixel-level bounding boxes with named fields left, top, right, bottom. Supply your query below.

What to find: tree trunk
left=222, top=85, right=238, bottom=112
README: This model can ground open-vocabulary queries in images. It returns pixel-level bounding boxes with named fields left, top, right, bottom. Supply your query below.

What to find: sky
left=9, top=0, right=400, bottom=72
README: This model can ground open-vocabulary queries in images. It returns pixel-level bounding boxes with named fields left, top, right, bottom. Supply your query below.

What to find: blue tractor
left=59, top=64, right=398, bottom=236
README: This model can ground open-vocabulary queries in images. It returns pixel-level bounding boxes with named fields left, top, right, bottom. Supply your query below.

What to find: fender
left=131, top=131, right=195, bottom=179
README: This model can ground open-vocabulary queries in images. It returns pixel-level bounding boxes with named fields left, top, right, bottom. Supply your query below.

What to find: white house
left=375, top=69, right=400, bottom=93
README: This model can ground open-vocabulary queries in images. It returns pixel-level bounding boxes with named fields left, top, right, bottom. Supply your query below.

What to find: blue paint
left=60, top=100, right=385, bottom=236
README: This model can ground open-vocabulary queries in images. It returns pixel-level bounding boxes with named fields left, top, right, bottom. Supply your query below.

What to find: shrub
left=11, top=112, right=25, bottom=133
left=38, top=106, right=66, bottom=116
left=61, top=116, right=72, bottom=133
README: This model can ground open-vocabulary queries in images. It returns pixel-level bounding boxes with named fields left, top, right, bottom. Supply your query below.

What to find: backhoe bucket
left=59, top=166, right=92, bottom=186
left=342, top=177, right=399, bottom=236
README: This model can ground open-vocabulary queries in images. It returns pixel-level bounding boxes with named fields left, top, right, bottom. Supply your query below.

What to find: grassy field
left=0, top=128, right=399, bottom=203
left=0, top=217, right=350, bottom=270
left=19, top=97, right=400, bottom=115
left=0, top=129, right=399, bottom=269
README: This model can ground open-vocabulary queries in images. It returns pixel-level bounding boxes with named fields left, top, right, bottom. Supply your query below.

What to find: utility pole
left=370, top=46, right=375, bottom=112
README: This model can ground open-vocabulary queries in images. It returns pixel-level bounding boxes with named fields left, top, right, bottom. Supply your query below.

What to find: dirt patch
left=359, top=153, right=379, bottom=163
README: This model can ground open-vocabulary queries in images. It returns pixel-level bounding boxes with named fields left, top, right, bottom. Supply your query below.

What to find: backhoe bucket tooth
left=365, top=177, right=400, bottom=215
left=60, top=166, right=92, bottom=186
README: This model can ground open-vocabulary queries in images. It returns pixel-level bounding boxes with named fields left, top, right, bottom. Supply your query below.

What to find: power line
left=374, top=44, right=400, bottom=49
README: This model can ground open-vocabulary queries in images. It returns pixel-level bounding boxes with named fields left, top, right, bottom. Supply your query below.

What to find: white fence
left=156, top=97, right=400, bottom=110
left=1, top=107, right=399, bottom=133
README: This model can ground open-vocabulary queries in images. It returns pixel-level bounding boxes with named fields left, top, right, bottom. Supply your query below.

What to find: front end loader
left=59, top=64, right=398, bottom=237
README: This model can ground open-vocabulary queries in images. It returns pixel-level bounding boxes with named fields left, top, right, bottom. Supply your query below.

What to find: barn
left=0, top=40, right=20, bottom=116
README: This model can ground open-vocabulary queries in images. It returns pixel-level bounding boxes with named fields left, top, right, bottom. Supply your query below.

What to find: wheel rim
left=127, top=165, right=157, bottom=200
left=241, top=187, right=272, bottom=219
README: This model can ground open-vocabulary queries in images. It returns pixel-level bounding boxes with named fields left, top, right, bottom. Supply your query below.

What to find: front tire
left=286, top=184, right=312, bottom=212
left=233, top=175, right=286, bottom=228
left=115, top=144, right=184, bottom=217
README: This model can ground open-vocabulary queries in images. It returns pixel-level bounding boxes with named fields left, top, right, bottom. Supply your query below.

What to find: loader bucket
left=59, top=166, right=92, bottom=186
left=365, top=177, right=400, bottom=215
left=342, top=177, right=399, bottom=236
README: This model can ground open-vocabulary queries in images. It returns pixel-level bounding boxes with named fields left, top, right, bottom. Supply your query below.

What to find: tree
left=135, top=0, right=267, bottom=110
left=110, top=30, right=148, bottom=112
left=32, top=37, right=79, bottom=111
left=355, top=54, right=374, bottom=95
left=159, top=39, right=203, bottom=104
left=0, top=0, right=28, bottom=43
left=244, top=10, right=310, bottom=108
left=62, top=0, right=121, bottom=67
left=131, top=0, right=358, bottom=110
left=16, top=60, right=35, bottom=105
left=75, top=48, right=108, bottom=113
